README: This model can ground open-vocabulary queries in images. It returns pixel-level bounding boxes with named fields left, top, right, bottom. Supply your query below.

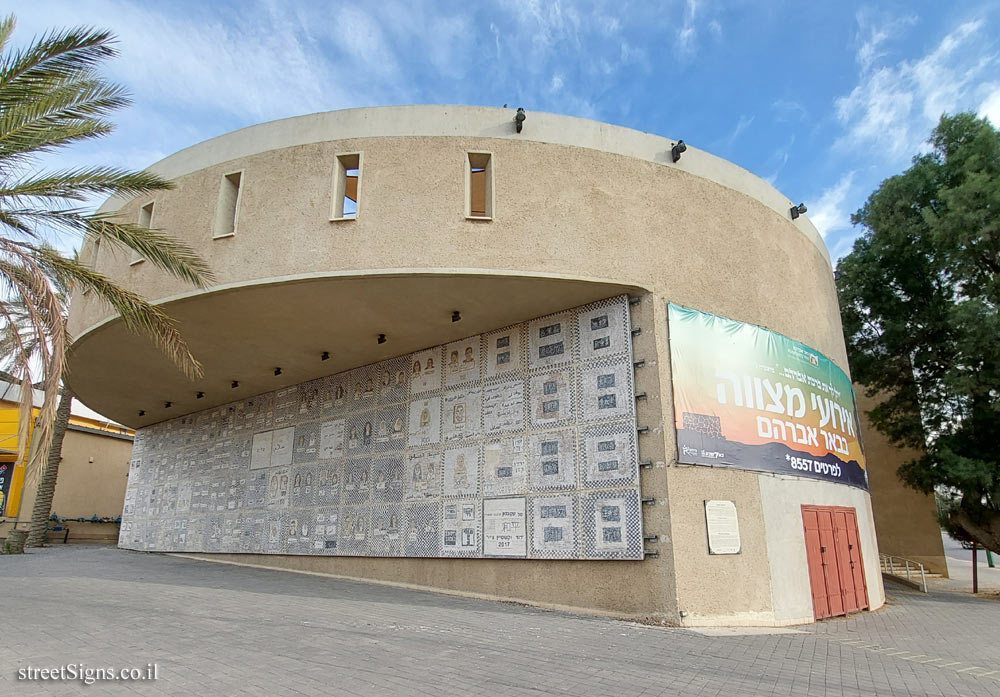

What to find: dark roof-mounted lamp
left=790, top=203, right=807, bottom=220
left=377, top=334, right=387, bottom=345
left=231, top=380, right=239, bottom=389
left=451, top=310, right=462, bottom=323
left=274, top=367, right=282, bottom=376
left=321, top=351, right=330, bottom=361
left=671, top=140, right=687, bottom=163
left=515, top=107, right=526, bottom=133
left=196, top=391, right=204, bottom=399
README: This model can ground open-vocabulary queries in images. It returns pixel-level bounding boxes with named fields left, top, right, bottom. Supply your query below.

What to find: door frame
left=801, top=504, right=870, bottom=620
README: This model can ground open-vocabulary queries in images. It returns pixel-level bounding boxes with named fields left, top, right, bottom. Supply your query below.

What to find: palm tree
left=0, top=262, right=73, bottom=548
left=0, top=15, right=215, bottom=547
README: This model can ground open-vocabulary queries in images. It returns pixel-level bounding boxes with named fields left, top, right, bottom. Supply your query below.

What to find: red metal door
left=843, top=509, right=869, bottom=611
left=816, top=509, right=845, bottom=617
left=803, top=508, right=835, bottom=619
left=802, top=505, right=868, bottom=620
left=832, top=510, right=858, bottom=613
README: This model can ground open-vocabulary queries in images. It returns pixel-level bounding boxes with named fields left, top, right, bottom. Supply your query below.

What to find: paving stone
left=1, top=546, right=999, bottom=696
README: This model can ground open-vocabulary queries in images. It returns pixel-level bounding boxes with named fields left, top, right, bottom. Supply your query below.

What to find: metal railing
left=880, top=554, right=928, bottom=593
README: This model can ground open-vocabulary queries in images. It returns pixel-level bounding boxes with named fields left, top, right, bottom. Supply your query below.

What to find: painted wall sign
left=704, top=499, right=741, bottom=554
left=668, top=304, right=868, bottom=489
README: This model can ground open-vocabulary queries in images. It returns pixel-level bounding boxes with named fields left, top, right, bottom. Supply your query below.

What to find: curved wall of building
left=68, top=106, right=882, bottom=624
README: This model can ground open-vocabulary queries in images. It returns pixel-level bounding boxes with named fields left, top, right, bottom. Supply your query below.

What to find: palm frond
left=1, top=166, right=173, bottom=203
left=34, top=247, right=204, bottom=379
left=1, top=211, right=212, bottom=287
left=87, top=216, right=215, bottom=287
left=0, top=76, right=128, bottom=164
left=0, top=16, right=15, bottom=55
left=0, top=246, right=65, bottom=480
left=0, top=22, right=117, bottom=105
left=0, top=15, right=215, bottom=492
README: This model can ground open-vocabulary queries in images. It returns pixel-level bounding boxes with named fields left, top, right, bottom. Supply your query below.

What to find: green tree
left=837, top=112, right=1000, bottom=553
left=0, top=16, right=214, bottom=547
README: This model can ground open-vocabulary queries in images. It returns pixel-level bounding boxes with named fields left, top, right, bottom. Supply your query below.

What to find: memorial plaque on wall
left=119, top=295, right=643, bottom=560
left=704, top=499, right=741, bottom=554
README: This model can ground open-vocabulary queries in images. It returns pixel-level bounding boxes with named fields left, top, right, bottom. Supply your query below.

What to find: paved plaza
left=2, top=545, right=999, bottom=696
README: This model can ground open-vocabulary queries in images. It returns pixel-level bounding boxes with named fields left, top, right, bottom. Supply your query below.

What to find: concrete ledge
left=168, top=551, right=679, bottom=625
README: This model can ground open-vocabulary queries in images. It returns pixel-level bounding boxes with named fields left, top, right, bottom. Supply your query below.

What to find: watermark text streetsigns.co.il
left=18, top=663, right=158, bottom=685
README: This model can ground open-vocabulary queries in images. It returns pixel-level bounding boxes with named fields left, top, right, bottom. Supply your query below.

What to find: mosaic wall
left=119, top=295, right=643, bottom=560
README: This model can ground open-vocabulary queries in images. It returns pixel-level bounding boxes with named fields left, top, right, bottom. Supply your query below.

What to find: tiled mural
left=119, top=295, right=643, bottom=560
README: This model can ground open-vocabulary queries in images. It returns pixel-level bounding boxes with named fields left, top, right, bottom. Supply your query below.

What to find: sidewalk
left=933, top=530, right=1000, bottom=594
left=1, top=545, right=999, bottom=696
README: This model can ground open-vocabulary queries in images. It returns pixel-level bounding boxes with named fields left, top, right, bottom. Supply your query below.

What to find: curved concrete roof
left=98, top=105, right=829, bottom=267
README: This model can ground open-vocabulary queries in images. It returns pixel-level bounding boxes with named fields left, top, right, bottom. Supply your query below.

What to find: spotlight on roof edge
left=515, top=107, right=526, bottom=133
left=671, top=140, right=687, bottom=163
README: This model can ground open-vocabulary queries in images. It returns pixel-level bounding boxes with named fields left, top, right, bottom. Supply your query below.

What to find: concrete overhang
left=67, top=270, right=640, bottom=429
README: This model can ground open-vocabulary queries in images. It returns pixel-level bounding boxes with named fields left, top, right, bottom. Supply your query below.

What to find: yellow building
left=1, top=379, right=134, bottom=543
left=64, top=105, right=933, bottom=625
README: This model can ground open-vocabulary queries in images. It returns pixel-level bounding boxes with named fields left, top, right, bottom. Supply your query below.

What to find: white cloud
left=834, top=19, right=995, bottom=162
left=598, top=16, right=621, bottom=36
left=771, top=100, right=807, bottom=122
left=483, top=1, right=658, bottom=119
left=677, top=26, right=695, bottom=53
left=328, top=6, right=402, bottom=82
left=677, top=0, right=699, bottom=55
left=512, top=0, right=583, bottom=53
left=720, top=114, right=754, bottom=149
left=809, top=172, right=856, bottom=240
left=853, top=11, right=916, bottom=74
left=979, top=84, right=1000, bottom=127
left=10, top=1, right=353, bottom=123
left=856, top=26, right=889, bottom=74
left=763, top=135, right=796, bottom=186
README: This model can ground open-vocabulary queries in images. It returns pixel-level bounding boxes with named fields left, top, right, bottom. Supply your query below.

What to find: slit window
left=132, top=202, right=154, bottom=265
left=213, top=170, right=243, bottom=238
left=466, top=152, right=493, bottom=219
left=331, top=152, right=362, bottom=221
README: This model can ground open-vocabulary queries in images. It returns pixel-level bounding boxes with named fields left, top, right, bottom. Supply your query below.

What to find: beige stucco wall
left=69, top=111, right=838, bottom=364
left=65, top=106, right=876, bottom=623
left=8, top=428, right=131, bottom=544
left=856, top=390, right=947, bottom=575
left=758, top=476, right=885, bottom=625
left=50, top=428, right=131, bottom=517
left=666, top=466, right=776, bottom=625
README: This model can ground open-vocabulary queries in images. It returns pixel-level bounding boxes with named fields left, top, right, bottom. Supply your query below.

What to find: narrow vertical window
left=213, top=170, right=243, bottom=238
left=466, top=152, right=493, bottom=220
left=132, top=202, right=154, bottom=265
left=331, top=153, right=362, bottom=221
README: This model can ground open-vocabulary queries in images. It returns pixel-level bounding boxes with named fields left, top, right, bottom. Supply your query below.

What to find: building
left=66, top=105, right=887, bottom=625
left=1, top=380, right=134, bottom=544
left=857, top=390, right=947, bottom=575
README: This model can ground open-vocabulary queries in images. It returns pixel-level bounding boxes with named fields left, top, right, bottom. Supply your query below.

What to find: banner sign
left=668, top=304, right=867, bottom=489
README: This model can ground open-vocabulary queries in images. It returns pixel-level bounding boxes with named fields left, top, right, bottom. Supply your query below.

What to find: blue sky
left=9, top=0, right=1000, bottom=262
